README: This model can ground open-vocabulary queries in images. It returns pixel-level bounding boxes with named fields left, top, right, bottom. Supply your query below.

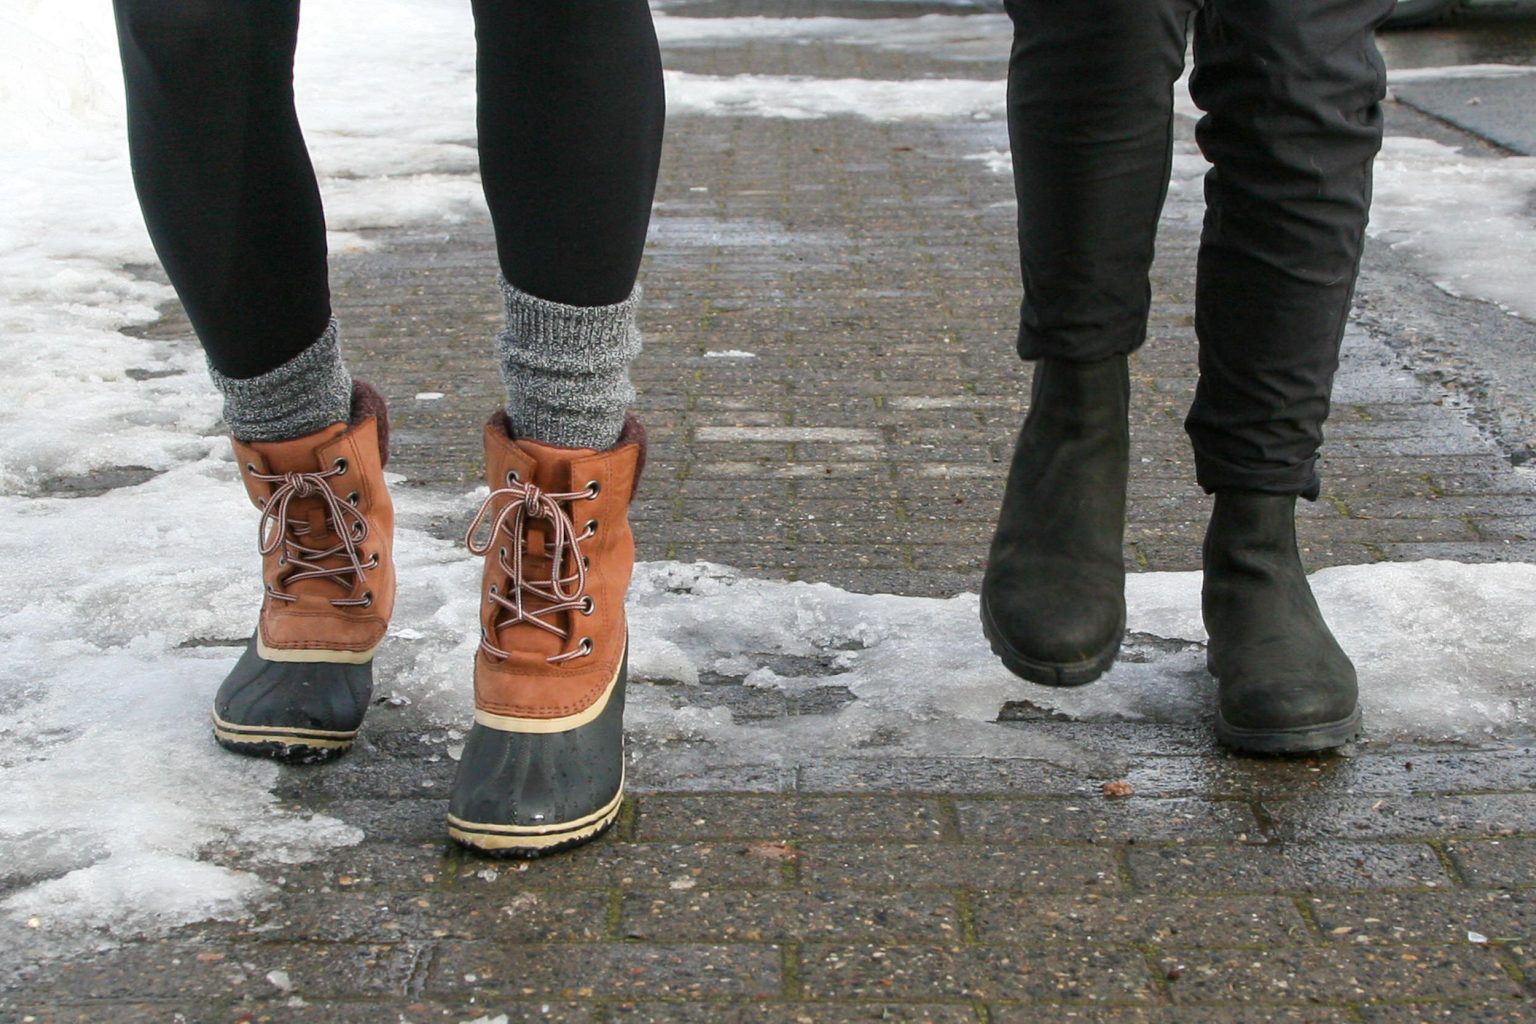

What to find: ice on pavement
left=4, top=0, right=1535, bottom=958
left=624, top=560, right=1536, bottom=750
left=1370, top=136, right=1536, bottom=321
left=666, top=70, right=1002, bottom=121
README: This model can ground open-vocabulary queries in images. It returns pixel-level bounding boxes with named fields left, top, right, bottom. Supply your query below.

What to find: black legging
left=113, top=0, right=665, bottom=380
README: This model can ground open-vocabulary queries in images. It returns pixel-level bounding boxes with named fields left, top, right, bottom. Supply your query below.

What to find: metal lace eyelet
left=361, top=591, right=373, bottom=608
left=333, top=457, right=348, bottom=475
left=257, top=497, right=267, bottom=508
left=488, top=583, right=498, bottom=596
left=580, top=596, right=595, bottom=616
left=278, top=555, right=287, bottom=566
left=585, top=519, right=599, bottom=536
left=498, top=546, right=508, bottom=560
left=347, top=491, right=360, bottom=505
left=585, top=480, right=601, bottom=499
left=582, top=556, right=591, bottom=570
left=577, top=637, right=593, bottom=656
left=506, top=469, right=521, bottom=485
left=246, top=463, right=257, bottom=474
left=368, top=554, right=379, bottom=569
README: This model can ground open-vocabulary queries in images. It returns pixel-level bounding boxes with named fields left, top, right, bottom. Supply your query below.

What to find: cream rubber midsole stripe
left=256, top=633, right=379, bottom=664
left=212, top=725, right=353, bottom=750
left=447, top=776, right=625, bottom=842
left=211, top=710, right=358, bottom=741
left=473, top=655, right=623, bottom=734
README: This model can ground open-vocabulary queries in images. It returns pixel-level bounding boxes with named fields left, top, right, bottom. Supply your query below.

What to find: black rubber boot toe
left=211, top=637, right=373, bottom=761
left=447, top=659, right=627, bottom=858
left=1204, top=492, right=1361, bottom=753
left=981, top=355, right=1130, bottom=687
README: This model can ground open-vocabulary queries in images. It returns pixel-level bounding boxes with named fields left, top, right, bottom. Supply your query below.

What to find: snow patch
left=654, top=12, right=1010, bottom=60
left=666, top=71, right=1002, bottom=122
left=620, top=560, right=1536, bottom=767
left=1370, top=136, right=1536, bottom=321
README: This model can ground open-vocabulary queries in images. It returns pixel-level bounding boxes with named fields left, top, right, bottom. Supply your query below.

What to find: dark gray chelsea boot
left=980, top=354, right=1129, bottom=687
left=1203, top=491, right=1361, bottom=753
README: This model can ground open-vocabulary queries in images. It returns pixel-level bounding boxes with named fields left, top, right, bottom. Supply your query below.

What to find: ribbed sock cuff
left=497, top=277, right=641, bottom=450
left=208, top=320, right=354, bottom=442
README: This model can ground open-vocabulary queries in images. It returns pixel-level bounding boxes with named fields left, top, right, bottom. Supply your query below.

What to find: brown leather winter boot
left=211, top=381, right=396, bottom=759
left=448, top=411, right=645, bottom=856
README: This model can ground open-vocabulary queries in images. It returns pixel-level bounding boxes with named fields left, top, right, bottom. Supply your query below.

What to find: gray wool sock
left=496, top=277, right=641, bottom=450
left=208, top=319, right=354, bottom=442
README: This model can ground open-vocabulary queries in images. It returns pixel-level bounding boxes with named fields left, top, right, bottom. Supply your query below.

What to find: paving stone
left=234, top=842, right=457, bottom=895
left=1156, top=946, right=1521, bottom=1005
left=321, top=799, right=454, bottom=846
left=955, top=797, right=1258, bottom=844
left=1357, top=1001, right=1536, bottom=1024
left=636, top=794, right=949, bottom=842
left=620, top=889, right=960, bottom=943
left=1261, top=793, right=1536, bottom=842
left=973, top=894, right=1312, bottom=949
left=799, top=944, right=1156, bottom=1002
left=16, top=942, right=420, bottom=1003
left=425, top=941, right=782, bottom=1000
left=16, top=1000, right=599, bottom=1024
left=988, top=1007, right=1356, bottom=1024
left=6, top=1003, right=239, bottom=1024
left=1307, top=891, right=1536, bottom=946
left=451, top=841, right=787, bottom=892
left=1124, top=842, right=1453, bottom=894
left=607, top=1002, right=977, bottom=1024
left=1448, top=839, right=1536, bottom=890
left=244, top=889, right=611, bottom=944
left=799, top=842, right=1123, bottom=892
left=793, top=756, right=1086, bottom=794
left=1120, top=748, right=1536, bottom=802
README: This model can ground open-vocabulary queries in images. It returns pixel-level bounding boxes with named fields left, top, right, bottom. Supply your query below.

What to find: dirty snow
left=2, top=0, right=1534, bottom=959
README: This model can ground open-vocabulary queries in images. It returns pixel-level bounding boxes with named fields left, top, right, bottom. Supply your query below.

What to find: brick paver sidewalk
left=10, top=3, right=1535, bottom=1021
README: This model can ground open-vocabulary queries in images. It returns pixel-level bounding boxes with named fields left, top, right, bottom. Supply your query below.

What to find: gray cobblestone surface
left=13, top=3, right=1536, bottom=1021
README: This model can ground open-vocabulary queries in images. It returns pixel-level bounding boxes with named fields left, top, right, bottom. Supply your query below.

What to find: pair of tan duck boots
left=211, top=382, right=643, bottom=856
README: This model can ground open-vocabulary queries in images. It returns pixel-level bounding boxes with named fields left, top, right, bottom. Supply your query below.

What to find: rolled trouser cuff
left=1193, top=448, right=1322, bottom=501
left=1015, top=308, right=1150, bottom=364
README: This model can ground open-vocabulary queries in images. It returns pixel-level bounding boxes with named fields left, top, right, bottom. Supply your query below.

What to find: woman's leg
left=114, top=1, right=329, bottom=376
left=113, top=0, right=350, bottom=440
left=470, top=0, right=665, bottom=451
left=115, top=0, right=391, bottom=759
left=451, top=0, right=664, bottom=856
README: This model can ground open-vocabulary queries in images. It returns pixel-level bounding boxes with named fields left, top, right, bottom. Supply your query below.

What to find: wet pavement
left=10, top=2, right=1536, bottom=1021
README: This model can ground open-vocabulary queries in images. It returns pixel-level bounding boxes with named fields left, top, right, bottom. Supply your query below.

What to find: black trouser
left=112, top=0, right=664, bottom=379
left=1005, top=0, right=1394, bottom=497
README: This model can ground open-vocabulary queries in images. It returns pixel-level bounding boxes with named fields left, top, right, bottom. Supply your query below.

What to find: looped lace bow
left=253, top=462, right=375, bottom=608
left=466, top=478, right=597, bottom=664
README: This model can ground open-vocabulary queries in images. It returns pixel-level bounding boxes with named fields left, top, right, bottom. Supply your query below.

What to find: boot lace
left=466, top=475, right=598, bottom=665
left=252, top=461, right=376, bottom=609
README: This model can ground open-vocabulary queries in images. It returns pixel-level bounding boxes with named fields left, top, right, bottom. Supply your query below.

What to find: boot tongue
left=512, top=437, right=596, bottom=493
left=493, top=437, right=594, bottom=662
left=251, top=422, right=351, bottom=475
left=248, top=421, right=361, bottom=603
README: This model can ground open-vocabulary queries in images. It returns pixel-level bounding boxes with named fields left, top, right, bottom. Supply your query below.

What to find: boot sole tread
left=1214, top=707, right=1362, bottom=754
